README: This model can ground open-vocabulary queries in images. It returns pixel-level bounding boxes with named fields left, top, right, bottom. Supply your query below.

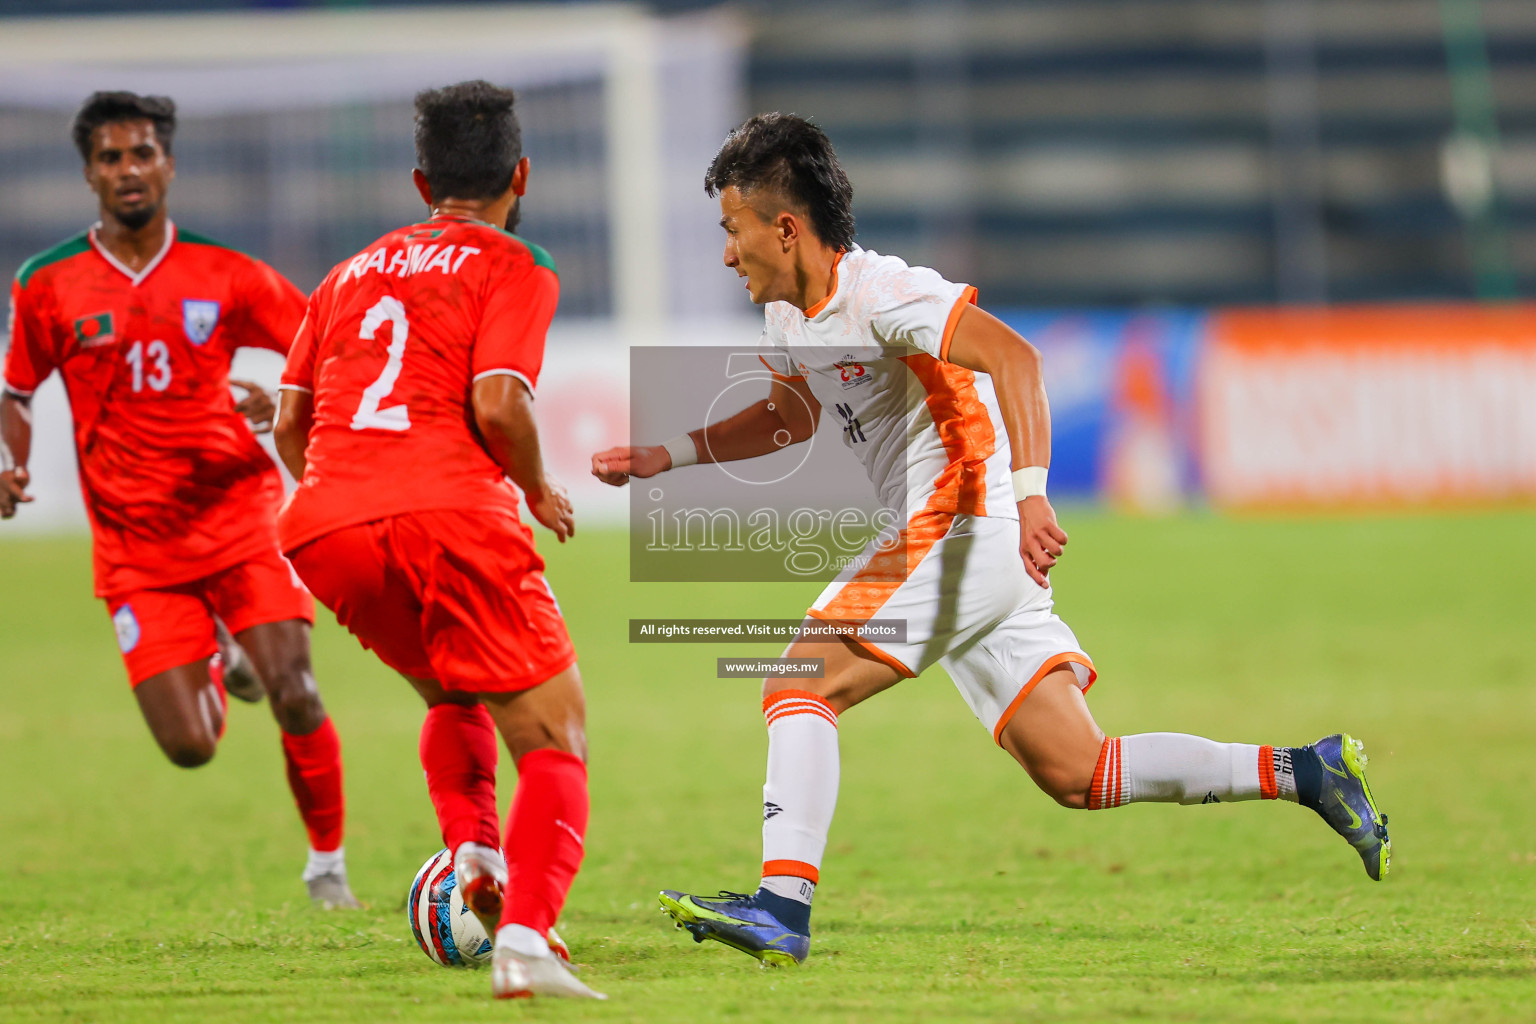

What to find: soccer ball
left=407, top=848, right=493, bottom=967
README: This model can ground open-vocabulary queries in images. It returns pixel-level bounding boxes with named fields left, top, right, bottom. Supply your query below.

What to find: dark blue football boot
left=658, top=890, right=810, bottom=966
left=1305, top=733, right=1392, bottom=880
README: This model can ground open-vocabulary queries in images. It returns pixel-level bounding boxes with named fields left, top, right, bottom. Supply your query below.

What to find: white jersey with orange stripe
left=761, top=246, right=1019, bottom=522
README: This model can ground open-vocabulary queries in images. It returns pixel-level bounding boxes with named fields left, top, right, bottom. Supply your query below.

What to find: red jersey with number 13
left=4, top=223, right=304, bottom=597
left=277, top=216, right=559, bottom=553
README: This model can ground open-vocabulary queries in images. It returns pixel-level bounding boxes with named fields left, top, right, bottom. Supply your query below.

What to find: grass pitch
left=1, top=512, right=1533, bottom=1023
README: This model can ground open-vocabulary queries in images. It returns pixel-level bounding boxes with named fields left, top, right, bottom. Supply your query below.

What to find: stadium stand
left=1, top=0, right=1532, bottom=305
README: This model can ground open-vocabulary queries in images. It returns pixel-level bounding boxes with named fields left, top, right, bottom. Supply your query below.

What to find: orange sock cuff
left=1087, top=737, right=1124, bottom=810
left=1258, top=745, right=1278, bottom=800
left=762, top=689, right=837, bottom=729
left=762, top=859, right=819, bottom=883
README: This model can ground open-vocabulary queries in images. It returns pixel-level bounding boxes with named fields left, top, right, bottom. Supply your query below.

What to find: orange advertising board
left=1200, top=306, right=1536, bottom=510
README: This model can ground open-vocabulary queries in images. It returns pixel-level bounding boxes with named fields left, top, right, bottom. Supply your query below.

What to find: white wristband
left=1012, top=466, right=1048, bottom=499
left=661, top=433, right=699, bottom=470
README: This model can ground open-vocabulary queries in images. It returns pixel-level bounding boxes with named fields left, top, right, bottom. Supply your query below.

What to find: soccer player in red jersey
left=0, top=92, right=357, bottom=909
left=272, top=81, right=601, bottom=1000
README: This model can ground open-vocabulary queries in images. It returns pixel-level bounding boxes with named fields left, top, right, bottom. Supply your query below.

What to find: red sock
left=281, top=716, right=345, bottom=852
left=498, top=748, right=589, bottom=935
left=419, top=703, right=500, bottom=852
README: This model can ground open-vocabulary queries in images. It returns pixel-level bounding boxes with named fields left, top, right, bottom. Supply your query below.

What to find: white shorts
left=808, top=511, right=1095, bottom=743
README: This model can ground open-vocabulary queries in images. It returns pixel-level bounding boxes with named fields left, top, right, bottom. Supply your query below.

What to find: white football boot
left=491, top=947, right=606, bottom=1000
left=453, top=843, right=508, bottom=937
left=454, top=844, right=572, bottom=961
left=303, top=849, right=361, bottom=909
left=545, top=926, right=571, bottom=962
left=305, top=872, right=362, bottom=909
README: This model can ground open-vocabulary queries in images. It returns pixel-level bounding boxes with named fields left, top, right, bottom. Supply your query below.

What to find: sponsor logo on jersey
left=73, top=311, right=116, bottom=349
left=182, top=299, right=221, bottom=345
left=836, top=358, right=871, bottom=389
left=112, top=603, right=140, bottom=653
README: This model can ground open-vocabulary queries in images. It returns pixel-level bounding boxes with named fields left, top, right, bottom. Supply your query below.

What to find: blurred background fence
left=2, top=0, right=1534, bottom=529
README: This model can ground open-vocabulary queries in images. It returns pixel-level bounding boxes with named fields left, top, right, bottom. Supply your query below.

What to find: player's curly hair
left=414, top=80, right=522, bottom=202
left=71, top=91, right=176, bottom=163
left=705, top=113, right=855, bottom=251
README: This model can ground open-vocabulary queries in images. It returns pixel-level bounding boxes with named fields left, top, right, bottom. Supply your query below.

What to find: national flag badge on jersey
left=73, top=311, right=116, bottom=348
left=182, top=299, right=221, bottom=346
left=112, top=604, right=140, bottom=653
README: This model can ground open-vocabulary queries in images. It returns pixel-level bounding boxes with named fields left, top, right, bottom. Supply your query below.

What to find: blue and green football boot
left=1306, top=733, right=1391, bottom=880
left=658, top=890, right=810, bottom=966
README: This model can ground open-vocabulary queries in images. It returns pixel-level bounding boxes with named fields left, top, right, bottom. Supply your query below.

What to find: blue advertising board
left=994, top=309, right=1207, bottom=505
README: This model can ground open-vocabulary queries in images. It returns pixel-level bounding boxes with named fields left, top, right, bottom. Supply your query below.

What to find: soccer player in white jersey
left=592, top=114, right=1391, bottom=967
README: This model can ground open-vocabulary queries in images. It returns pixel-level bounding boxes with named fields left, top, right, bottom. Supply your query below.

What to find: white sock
left=760, top=875, right=817, bottom=905
left=1090, top=734, right=1281, bottom=808
left=302, top=846, right=345, bottom=882
left=1273, top=746, right=1299, bottom=802
left=495, top=923, right=551, bottom=958
left=760, top=690, right=839, bottom=897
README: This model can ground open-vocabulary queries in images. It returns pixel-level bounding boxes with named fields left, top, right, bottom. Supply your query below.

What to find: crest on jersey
left=73, top=311, right=116, bottom=349
left=836, top=358, right=871, bottom=390
left=182, top=299, right=220, bottom=346
left=112, top=604, right=140, bottom=653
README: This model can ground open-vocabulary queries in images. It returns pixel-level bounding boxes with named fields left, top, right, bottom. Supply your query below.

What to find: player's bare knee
left=1033, top=766, right=1091, bottom=809
left=1053, top=785, right=1091, bottom=811
left=164, top=734, right=217, bottom=768
left=1010, top=751, right=1093, bottom=809
left=268, top=670, right=325, bottom=733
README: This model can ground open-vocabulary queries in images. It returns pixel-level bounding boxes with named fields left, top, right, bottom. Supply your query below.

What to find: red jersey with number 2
left=277, top=216, right=559, bottom=553
left=4, top=223, right=304, bottom=597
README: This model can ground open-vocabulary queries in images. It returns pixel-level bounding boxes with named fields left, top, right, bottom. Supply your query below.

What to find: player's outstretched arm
left=945, top=305, right=1067, bottom=588
left=472, top=374, right=574, bottom=543
left=0, top=390, right=36, bottom=520
left=273, top=389, right=315, bottom=480
left=591, top=374, right=819, bottom=486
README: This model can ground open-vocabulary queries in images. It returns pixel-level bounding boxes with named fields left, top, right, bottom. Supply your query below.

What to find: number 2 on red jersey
left=351, top=296, right=411, bottom=432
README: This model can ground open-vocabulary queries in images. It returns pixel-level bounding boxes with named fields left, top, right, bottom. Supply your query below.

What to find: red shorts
left=106, top=549, right=315, bottom=687
left=287, top=509, right=575, bottom=693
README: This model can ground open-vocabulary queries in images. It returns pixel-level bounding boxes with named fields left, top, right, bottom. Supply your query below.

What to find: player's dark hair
left=71, top=91, right=176, bottom=162
left=414, top=80, right=522, bottom=202
left=705, top=113, right=855, bottom=251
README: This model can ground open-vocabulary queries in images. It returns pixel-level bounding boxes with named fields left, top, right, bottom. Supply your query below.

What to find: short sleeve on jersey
left=866, top=263, right=977, bottom=362
left=226, top=255, right=307, bottom=355
left=279, top=289, right=324, bottom=393
left=472, top=259, right=558, bottom=393
left=757, top=351, right=802, bottom=380
left=4, top=278, right=56, bottom=396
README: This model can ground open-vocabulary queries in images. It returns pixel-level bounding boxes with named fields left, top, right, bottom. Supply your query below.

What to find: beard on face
left=504, top=197, right=522, bottom=234
left=113, top=201, right=158, bottom=231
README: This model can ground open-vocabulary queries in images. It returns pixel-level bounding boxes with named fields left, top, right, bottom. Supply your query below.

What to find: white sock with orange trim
left=758, top=689, right=839, bottom=923
left=1088, top=734, right=1294, bottom=808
